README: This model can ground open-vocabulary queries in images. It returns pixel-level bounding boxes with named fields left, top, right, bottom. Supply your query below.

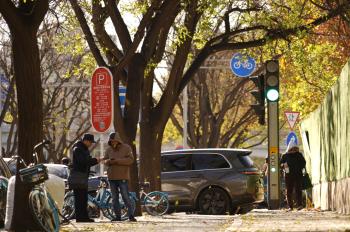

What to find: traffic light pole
left=267, top=100, right=280, bottom=209
left=249, top=59, right=280, bottom=209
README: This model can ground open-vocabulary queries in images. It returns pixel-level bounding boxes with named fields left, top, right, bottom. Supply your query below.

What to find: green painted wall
left=300, top=60, right=350, bottom=183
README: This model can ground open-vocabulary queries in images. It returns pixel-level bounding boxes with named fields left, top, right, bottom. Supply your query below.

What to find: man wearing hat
left=71, top=133, right=101, bottom=222
left=104, top=132, right=136, bottom=222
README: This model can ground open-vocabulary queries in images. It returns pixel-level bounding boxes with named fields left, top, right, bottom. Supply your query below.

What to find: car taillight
left=240, top=171, right=261, bottom=175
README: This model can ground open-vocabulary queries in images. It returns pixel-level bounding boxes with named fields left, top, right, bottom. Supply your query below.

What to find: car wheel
left=198, top=187, right=230, bottom=215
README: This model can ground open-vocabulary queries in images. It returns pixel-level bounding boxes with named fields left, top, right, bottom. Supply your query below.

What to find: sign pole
left=267, top=101, right=280, bottom=209
left=91, top=67, right=113, bottom=178
left=100, top=134, right=104, bottom=176
left=183, top=86, right=188, bottom=148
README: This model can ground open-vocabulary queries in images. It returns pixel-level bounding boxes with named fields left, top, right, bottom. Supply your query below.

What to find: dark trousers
left=285, top=175, right=302, bottom=209
left=73, top=188, right=89, bottom=220
left=109, top=180, right=133, bottom=218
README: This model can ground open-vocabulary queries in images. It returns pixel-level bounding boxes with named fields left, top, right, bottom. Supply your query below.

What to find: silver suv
left=161, top=148, right=264, bottom=214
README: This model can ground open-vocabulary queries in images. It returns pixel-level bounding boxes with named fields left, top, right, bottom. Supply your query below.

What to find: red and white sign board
left=91, top=67, right=114, bottom=133
left=284, top=111, right=300, bottom=130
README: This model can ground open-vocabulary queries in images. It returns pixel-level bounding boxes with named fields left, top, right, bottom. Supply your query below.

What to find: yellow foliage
left=163, top=119, right=182, bottom=145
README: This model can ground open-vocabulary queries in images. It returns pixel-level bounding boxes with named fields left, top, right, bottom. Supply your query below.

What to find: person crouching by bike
left=104, top=132, right=137, bottom=222
left=70, top=133, right=101, bottom=222
left=280, top=146, right=306, bottom=211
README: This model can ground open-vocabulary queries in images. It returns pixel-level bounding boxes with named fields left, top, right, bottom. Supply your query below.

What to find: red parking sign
left=91, top=67, right=114, bottom=133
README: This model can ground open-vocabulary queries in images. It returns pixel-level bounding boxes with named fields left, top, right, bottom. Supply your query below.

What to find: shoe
left=76, top=218, right=95, bottom=223
left=129, top=217, right=137, bottom=222
left=297, top=206, right=303, bottom=211
left=286, top=208, right=293, bottom=212
left=111, top=217, right=122, bottom=222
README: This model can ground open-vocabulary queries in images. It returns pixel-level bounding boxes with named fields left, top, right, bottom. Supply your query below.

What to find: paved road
left=61, top=209, right=350, bottom=232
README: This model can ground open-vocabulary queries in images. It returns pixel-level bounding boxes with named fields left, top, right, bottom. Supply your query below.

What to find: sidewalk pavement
left=226, top=209, right=350, bottom=232
left=60, top=213, right=231, bottom=232
left=60, top=209, right=350, bottom=232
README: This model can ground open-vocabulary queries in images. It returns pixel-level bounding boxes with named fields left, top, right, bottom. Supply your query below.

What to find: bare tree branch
left=69, top=0, right=107, bottom=66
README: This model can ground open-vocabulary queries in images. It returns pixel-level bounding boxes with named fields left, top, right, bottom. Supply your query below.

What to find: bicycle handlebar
left=33, top=140, right=51, bottom=152
left=32, top=140, right=51, bottom=165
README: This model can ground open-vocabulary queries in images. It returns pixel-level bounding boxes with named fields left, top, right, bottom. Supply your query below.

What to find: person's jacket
left=104, top=143, right=134, bottom=180
left=72, top=141, right=98, bottom=174
left=280, top=151, right=306, bottom=177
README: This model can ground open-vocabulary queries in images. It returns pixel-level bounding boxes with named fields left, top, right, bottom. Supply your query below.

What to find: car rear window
left=192, top=153, right=230, bottom=170
left=237, top=155, right=254, bottom=168
left=162, top=154, right=190, bottom=172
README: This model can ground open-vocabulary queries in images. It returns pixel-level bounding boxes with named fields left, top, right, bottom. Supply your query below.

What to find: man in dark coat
left=280, top=146, right=306, bottom=210
left=71, top=133, right=101, bottom=222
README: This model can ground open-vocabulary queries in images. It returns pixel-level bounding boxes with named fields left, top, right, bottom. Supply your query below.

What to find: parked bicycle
left=62, top=178, right=135, bottom=220
left=109, top=182, right=169, bottom=218
left=63, top=180, right=169, bottom=220
left=17, top=140, right=60, bottom=232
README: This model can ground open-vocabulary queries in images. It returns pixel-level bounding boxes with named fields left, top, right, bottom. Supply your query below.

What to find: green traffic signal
left=266, top=89, right=279, bottom=101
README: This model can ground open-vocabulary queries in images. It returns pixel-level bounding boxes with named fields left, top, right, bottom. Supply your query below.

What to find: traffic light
left=265, top=60, right=279, bottom=102
left=249, top=74, right=265, bottom=125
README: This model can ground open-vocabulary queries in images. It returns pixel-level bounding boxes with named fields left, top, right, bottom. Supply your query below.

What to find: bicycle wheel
left=144, top=191, right=169, bottom=216
left=100, top=191, right=113, bottom=220
left=106, top=194, right=136, bottom=220
left=62, top=192, right=75, bottom=220
left=47, top=193, right=60, bottom=227
left=87, top=197, right=100, bottom=218
left=102, top=196, right=114, bottom=220
left=29, top=188, right=60, bottom=232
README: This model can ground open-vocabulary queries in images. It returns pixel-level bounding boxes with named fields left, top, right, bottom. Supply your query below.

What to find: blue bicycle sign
left=230, top=53, right=256, bottom=77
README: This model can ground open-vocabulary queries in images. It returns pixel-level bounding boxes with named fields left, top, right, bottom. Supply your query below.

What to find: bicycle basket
left=19, top=164, right=48, bottom=186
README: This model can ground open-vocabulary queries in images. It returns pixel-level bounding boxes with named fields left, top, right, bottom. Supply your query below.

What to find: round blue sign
left=230, top=53, right=256, bottom=77
left=286, top=131, right=298, bottom=146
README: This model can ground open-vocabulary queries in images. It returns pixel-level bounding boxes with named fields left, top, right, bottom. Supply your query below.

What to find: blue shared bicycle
left=63, top=180, right=169, bottom=220
left=62, top=178, right=135, bottom=220
left=108, top=182, right=169, bottom=218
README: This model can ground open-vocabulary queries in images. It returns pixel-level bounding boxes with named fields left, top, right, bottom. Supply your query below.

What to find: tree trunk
left=112, top=54, right=144, bottom=215
left=12, top=29, right=43, bottom=164
left=139, top=121, right=162, bottom=191
left=12, top=167, right=39, bottom=231
left=11, top=22, right=44, bottom=232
